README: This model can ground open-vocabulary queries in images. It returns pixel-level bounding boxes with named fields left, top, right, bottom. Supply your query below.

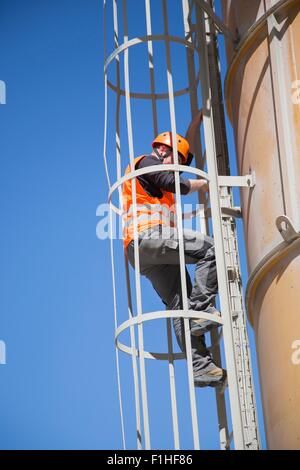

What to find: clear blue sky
left=0, top=0, right=266, bottom=450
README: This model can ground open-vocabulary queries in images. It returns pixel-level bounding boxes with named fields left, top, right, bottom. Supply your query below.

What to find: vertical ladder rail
left=196, top=6, right=245, bottom=448
left=162, top=0, right=201, bottom=450
left=201, top=3, right=232, bottom=450
left=182, top=0, right=230, bottom=450
left=122, top=0, right=151, bottom=449
left=145, top=0, right=181, bottom=449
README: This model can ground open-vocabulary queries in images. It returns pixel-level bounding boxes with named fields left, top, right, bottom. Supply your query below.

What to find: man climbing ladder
left=122, top=110, right=226, bottom=387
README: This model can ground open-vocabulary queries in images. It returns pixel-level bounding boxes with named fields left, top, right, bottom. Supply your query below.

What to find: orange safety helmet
left=152, top=132, right=190, bottom=163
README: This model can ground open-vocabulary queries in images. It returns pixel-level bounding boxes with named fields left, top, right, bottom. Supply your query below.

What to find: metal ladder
left=201, top=0, right=260, bottom=449
left=183, top=0, right=260, bottom=449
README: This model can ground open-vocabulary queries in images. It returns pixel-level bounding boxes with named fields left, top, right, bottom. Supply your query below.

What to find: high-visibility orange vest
left=122, top=155, right=176, bottom=249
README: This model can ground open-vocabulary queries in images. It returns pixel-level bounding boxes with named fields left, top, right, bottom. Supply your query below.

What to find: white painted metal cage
left=103, top=0, right=260, bottom=450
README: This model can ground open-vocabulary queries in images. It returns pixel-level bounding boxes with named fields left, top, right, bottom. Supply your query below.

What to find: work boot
left=190, top=309, right=221, bottom=336
left=194, top=365, right=227, bottom=388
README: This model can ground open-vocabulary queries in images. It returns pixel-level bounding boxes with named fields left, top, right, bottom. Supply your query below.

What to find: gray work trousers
left=127, top=225, right=219, bottom=375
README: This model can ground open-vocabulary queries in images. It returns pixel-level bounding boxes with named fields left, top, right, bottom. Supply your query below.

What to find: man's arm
left=185, top=110, right=209, bottom=195
left=137, top=155, right=209, bottom=196
left=185, top=109, right=203, bottom=154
